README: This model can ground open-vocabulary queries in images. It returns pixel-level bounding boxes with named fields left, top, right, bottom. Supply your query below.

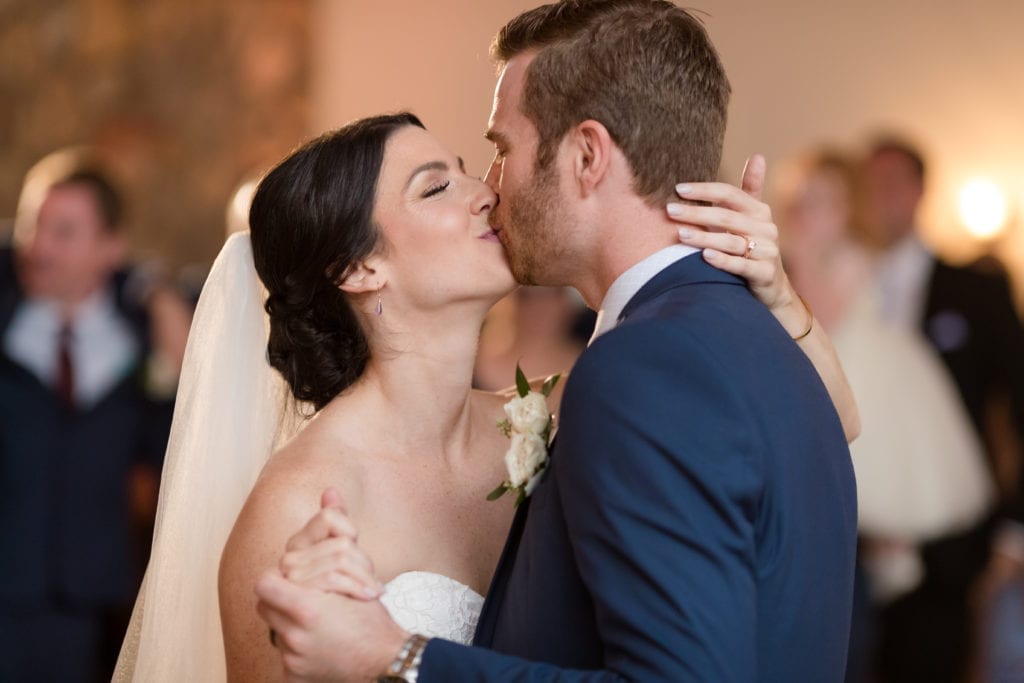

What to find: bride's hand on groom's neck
left=669, top=153, right=792, bottom=311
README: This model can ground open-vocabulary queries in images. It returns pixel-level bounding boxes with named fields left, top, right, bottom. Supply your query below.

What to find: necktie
left=56, top=324, right=74, bottom=407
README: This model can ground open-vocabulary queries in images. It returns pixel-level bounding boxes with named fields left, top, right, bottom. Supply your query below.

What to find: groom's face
left=485, top=54, right=572, bottom=287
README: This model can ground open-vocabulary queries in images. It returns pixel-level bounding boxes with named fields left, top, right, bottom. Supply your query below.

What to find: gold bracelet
left=791, top=296, right=814, bottom=341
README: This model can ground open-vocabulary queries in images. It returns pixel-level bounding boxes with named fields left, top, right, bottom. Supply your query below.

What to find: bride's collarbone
left=357, top=458, right=499, bottom=516
left=336, top=455, right=511, bottom=598
left=354, top=450, right=513, bottom=542
left=357, top=499, right=504, bottom=593
left=360, top=432, right=507, bottom=486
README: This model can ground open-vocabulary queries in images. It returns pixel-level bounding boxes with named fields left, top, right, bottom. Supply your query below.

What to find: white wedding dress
left=834, top=289, right=993, bottom=600
left=381, top=571, right=485, bottom=644
left=834, top=290, right=993, bottom=541
left=115, top=234, right=485, bottom=681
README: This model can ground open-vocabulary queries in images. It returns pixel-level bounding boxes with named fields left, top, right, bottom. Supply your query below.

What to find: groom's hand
left=257, top=570, right=408, bottom=683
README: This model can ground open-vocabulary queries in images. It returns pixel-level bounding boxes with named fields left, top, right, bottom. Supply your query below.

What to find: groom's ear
left=569, top=119, right=613, bottom=197
left=336, top=258, right=385, bottom=295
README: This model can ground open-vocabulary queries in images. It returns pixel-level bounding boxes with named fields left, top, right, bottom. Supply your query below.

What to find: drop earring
left=375, top=288, right=383, bottom=316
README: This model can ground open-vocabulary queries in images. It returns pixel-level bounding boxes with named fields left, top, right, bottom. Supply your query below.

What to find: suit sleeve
left=976, top=271, right=1024, bottom=522
left=420, top=324, right=762, bottom=681
left=984, top=273, right=1024, bottom=440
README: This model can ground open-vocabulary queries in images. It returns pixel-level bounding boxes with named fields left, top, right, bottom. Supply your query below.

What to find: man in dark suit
left=865, top=140, right=1024, bottom=469
left=861, top=139, right=1024, bottom=683
left=0, top=158, right=174, bottom=682
left=256, top=2, right=857, bottom=680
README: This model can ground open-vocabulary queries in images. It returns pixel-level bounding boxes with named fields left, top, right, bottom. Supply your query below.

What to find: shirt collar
left=589, top=244, right=700, bottom=344
left=876, top=233, right=933, bottom=326
left=880, top=233, right=932, bottom=277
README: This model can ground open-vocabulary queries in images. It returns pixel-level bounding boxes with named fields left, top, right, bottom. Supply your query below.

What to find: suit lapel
left=473, top=492, right=532, bottom=645
left=474, top=430, right=562, bottom=645
left=920, top=256, right=943, bottom=330
left=476, top=259, right=741, bottom=645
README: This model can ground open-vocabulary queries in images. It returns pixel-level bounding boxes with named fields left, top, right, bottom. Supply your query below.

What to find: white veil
left=114, top=232, right=303, bottom=681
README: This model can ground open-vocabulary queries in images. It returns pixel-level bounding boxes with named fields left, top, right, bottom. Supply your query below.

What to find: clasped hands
left=256, top=488, right=407, bottom=683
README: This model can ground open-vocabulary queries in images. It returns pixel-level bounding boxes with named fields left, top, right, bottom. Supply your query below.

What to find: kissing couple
left=116, top=1, right=859, bottom=681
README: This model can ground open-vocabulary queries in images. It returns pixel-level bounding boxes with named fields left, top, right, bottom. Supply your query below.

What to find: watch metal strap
left=378, top=633, right=429, bottom=683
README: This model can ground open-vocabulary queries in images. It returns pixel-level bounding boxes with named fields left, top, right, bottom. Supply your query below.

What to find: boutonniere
left=488, top=364, right=560, bottom=507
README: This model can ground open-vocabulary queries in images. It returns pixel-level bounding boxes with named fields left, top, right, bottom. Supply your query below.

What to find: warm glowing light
left=958, top=179, right=1008, bottom=239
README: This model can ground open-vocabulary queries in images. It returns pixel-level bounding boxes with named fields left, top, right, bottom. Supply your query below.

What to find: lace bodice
left=379, top=571, right=485, bottom=645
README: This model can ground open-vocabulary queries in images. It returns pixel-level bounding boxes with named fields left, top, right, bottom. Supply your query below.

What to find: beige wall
left=310, top=1, right=535, bottom=175
left=312, top=0, right=1024, bottom=276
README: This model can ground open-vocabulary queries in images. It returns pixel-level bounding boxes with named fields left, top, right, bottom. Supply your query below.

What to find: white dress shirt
left=4, top=288, right=140, bottom=408
left=875, top=233, right=933, bottom=329
left=589, top=244, right=700, bottom=344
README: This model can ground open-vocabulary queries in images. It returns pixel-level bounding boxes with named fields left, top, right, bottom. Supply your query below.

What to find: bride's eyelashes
left=422, top=179, right=451, bottom=198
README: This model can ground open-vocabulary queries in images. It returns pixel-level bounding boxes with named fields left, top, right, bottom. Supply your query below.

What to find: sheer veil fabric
left=115, top=232, right=303, bottom=681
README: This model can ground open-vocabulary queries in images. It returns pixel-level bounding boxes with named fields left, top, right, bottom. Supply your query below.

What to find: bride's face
left=372, top=126, right=516, bottom=310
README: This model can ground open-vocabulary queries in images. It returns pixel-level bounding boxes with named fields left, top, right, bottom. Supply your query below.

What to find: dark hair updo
left=249, top=112, right=425, bottom=411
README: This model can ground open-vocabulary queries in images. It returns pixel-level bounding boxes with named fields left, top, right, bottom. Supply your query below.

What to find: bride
left=115, top=112, right=856, bottom=681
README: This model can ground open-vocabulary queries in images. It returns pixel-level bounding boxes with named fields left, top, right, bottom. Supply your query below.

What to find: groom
left=258, top=1, right=857, bottom=680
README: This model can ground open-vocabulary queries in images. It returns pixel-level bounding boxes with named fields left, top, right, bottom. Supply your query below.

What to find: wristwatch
left=377, top=633, right=430, bottom=682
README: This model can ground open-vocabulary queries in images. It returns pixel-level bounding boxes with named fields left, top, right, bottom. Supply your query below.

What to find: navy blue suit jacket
left=0, top=248, right=172, bottom=610
left=421, top=255, right=857, bottom=681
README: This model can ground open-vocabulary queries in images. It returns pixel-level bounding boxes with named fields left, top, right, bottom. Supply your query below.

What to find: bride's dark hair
left=249, top=112, right=424, bottom=411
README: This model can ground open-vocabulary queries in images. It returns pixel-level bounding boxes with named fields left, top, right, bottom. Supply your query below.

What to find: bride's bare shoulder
left=218, top=420, right=356, bottom=681
left=221, top=420, right=353, bottom=574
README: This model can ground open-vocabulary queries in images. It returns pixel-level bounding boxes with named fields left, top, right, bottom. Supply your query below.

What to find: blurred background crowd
left=2, top=1, right=1023, bottom=681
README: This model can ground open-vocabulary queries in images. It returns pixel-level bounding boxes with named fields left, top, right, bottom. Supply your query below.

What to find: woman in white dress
left=115, top=113, right=857, bottom=682
left=778, top=149, right=992, bottom=599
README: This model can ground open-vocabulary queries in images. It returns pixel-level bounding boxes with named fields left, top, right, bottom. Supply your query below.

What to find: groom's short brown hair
left=492, top=0, right=730, bottom=204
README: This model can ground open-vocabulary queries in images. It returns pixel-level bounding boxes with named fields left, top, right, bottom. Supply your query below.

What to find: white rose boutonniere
left=504, top=392, right=551, bottom=436
left=488, top=363, right=560, bottom=507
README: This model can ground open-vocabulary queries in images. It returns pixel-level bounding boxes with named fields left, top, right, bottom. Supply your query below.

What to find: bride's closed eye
left=422, top=180, right=450, bottom=198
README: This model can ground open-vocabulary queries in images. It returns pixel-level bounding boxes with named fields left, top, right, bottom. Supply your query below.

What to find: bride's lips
left=479, top=229, right=502, bottom=243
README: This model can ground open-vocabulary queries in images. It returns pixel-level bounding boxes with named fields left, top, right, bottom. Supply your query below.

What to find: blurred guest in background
left=861, top=138, right=1024, bottom=683
left=0, top=149, right=188, bottom=681
left=473, top=286, right=585, bottom=391
left=779, top=149, right=994, bottom=683
left=863, top=138, right=1024, bottom=503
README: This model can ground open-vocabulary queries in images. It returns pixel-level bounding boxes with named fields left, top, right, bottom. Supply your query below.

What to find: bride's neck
left=339, top=306, right=485, bottom=457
